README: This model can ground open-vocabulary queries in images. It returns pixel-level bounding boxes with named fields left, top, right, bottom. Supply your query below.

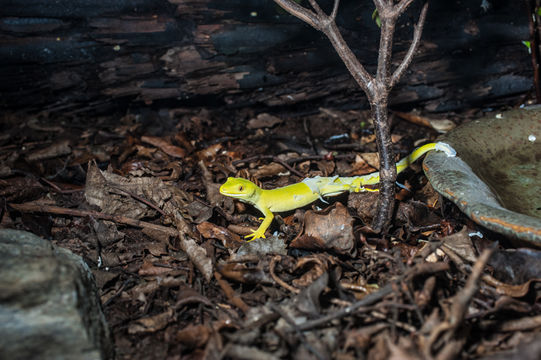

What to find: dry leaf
left=217, top=262, right=273, bottom=284
left=176, top=324, right=212, bottom=348
left=25, top=139, right=71, bottom=162
left=394, top=111, right=455, bottom=133
left=85, top=161, right=159, bottom=219
left=252, top=162, right=287, bottom=178
left=127, top=308, right=174, bottom=334
left=141, top=135, right=186, bottom=158
left=292, top=255, right=333, bottom=288
left=290, top=202, right=355, bottom=255
left=247, top=113, right=283, bottom=129
left=197, top=143, right=222, bottom=162
left=294, top=272, right=328, bottom=315
left=441, top=226, right=477, bottom=263
left=138, top=260, right=174, bottom=276
left=344, top=323, right=388, bottom=350
left=197, top=221, right=243, bottom=249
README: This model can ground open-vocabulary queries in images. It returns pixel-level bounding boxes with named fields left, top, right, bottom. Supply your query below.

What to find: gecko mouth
left=219, top=187, right=245, bottom=198
left=220, top=191, right=244, bottom=197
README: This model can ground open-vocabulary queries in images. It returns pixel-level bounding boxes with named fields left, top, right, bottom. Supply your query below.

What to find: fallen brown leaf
left=176, top=324, right=212, bottom=348
left=141, top=135, right=186, bottom=158
left=127, top=308, right=174, bottom=334
left=290, top=202, right=355, bottom=255
left=197, top=221, right=243, bottom=249
left=247, top=113, right=283, bottom=129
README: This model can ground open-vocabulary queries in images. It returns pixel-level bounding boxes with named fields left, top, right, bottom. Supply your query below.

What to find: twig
left=232, top=153, right=356, bottom=167
left=296, top=261, right=448, bottom=331
left=269, top=255, right=300, bottom=293
left=424, top=244, right=496, bottom=359
left=8, top=202, right=178, bottom=237
left=214, top=271, right=250, bottom=314
left=296, top=282, right=393, bottom=331
left=232, top=155, right=307, bottom=178
left=269, top=303, right=327, bottom=360
left=108, top=184, right=167, bottom=217
left=390, top=3, right=429, bottom=88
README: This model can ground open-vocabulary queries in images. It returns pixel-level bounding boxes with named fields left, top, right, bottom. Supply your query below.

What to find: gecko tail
left=434, top=142, right=456, bottom=157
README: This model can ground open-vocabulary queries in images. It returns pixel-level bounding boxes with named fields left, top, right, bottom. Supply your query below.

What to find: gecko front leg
left=245, top=207, right=274, bottom=241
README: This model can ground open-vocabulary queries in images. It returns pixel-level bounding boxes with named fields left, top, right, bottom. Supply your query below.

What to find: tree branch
left=308, top=0, right=325, bottom=16
left=394, top=0, right=416, bottom=16
left=275, top=0, right=374, bottom=96
left=322, top=22, right=375, bottom=97
left=390, top=2, right=429, bottom=88
left=373, top=0, right=387, bottom=12
left=375, top=16, right=396, bottom=92
left=330, top=0, right=340, bottom=21
left=273, top=0, right=320, bottom=29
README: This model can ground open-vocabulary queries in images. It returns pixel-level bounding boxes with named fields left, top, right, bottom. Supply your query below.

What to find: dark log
left=0, top=0, right=534, bottom=115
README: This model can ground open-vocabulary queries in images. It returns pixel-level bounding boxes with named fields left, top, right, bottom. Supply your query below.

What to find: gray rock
left=0, top=229, right=113, bottom=360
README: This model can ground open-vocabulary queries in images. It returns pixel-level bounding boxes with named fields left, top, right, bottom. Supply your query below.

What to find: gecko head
left=219, top=177, right=259, bottom=200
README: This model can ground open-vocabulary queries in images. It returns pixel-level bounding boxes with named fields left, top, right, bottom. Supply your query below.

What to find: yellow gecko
left=220, top=142, right=455, bottom=240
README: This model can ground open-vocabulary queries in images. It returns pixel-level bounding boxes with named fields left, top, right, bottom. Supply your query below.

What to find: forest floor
left=1, top=105, right=540, bottom=359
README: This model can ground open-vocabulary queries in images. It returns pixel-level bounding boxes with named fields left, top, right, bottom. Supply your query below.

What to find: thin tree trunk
left=371, top=101, right=396, bottom=232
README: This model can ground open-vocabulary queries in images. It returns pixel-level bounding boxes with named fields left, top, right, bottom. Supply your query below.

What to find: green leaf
left=522, top=40, right=532, bottom=54
left=372, top=9, right=381, bottom=28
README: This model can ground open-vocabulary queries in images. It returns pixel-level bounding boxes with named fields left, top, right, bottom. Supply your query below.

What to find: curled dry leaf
left=482, top=275, right=540, bottom=298
left=176, top=324, right=212, bottom=348
left=290, top=202, right=355, bottom=255
left=197, top=143, right=222, bottom=163
left=85, top=161, right=159, bottom=219
left=91, top=219, right=124, bottom=247
left=394, top=111, right=456, bottom=133
left=357, top=152, right=380, bottom=170
left=138, top=259, right=174, bottom=276
left=141, top=135, right=186, bottom=158
left=199, top=160, right=233, bottom=214
left=316, top=159, right=335, bottom=176
left=489, top=248, right=541, bottom=284
left=186, top=200, right=213, bottom=224
left=234, top=233, right=288, bottom=258
left=0, top=177, right=45, bottom=202
left=247, top=113, right=283, bottom=129
left=344, top=323, right=388, bottom=351
left=197, top=221, right=243, bottom=249
left=416, top=181, right=441, bottom=208
left=441, top=226, right=477, bottom=263
left=145, top=241, right=168, bottom=256
left=180, top=236, right=213, bottom=282
left=395, top=200, right=441, bottom=228
left=348, top=191, right=379, bottom=224
left=176, top=285, right=213, bottom=309
left=292, top=254, right=334, bottom=288
left=294, top=272, right=328, bottom=316
left=127, top=308, right=174, bottom=335
left=217, top=262, right=274, bottom=285
left=135, top=144, right=156, bottom=158
left=251, top=162, right=287, bottom=178
left=92, top=269, right=120, bottom=289
left=25, top=139, right=72, bottom=162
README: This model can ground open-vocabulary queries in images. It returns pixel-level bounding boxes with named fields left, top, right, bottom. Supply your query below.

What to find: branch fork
left=274, top=0, right=429, bottom=232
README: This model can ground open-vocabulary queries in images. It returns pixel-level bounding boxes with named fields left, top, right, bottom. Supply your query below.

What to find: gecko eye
left=238, top=185, right=244, bottom=191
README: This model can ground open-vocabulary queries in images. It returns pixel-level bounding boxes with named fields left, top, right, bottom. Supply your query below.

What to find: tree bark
left=0, top=0, right=533, bottom=116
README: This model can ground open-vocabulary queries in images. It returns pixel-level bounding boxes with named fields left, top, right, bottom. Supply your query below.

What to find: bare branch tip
left=330, top=0, right=340, bottom=20
left=308, top=0, right=324, bottom=16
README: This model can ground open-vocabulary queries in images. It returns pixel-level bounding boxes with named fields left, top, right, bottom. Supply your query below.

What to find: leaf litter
left=1, top=108, right=540, bottom=359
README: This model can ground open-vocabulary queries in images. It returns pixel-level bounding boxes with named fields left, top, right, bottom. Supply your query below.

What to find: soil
left=1, top=105, right=540, bottom=359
